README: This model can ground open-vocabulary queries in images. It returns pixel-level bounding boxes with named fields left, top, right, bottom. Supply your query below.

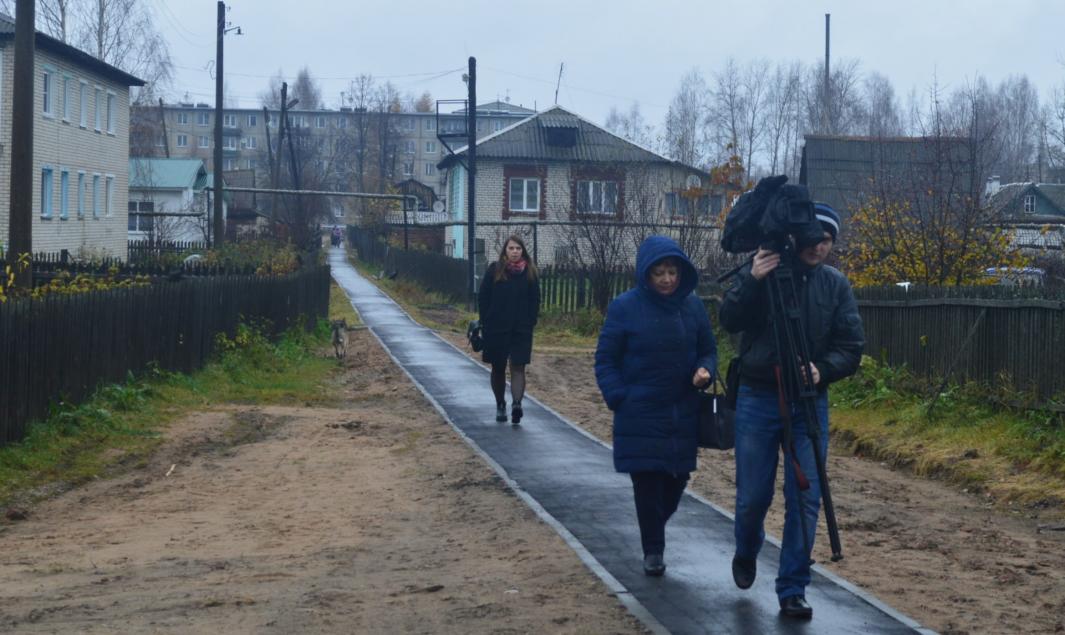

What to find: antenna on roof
left=554, top=62, right=564, bottom=105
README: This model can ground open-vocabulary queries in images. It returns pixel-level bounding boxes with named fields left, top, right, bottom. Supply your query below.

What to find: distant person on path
left=719, top=203, right=864, bottom=619
left=331, top=226, right=343, bottom=248
left=594, top=235, right=717, bottom=577
left=478, top=235, right=541, bottom=425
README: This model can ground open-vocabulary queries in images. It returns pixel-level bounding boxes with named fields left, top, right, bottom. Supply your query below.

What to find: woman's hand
left=692, top=367, right=711, bottom=388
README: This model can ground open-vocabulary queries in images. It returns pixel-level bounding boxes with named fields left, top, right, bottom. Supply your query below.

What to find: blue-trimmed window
left=42, top=68, right=54, bottom=116
left=41, top=167, right=54, bottom=217
left=59, top=169, right=69, bottom=219
left=92, top=174, right=100, bottom=218
left=77, top=172, right=86, bottom=218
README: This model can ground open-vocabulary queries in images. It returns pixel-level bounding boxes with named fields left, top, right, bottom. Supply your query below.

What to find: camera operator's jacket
left=719, top=261, right=864, bottom=392
left=595, top=236, right=717, bottom=475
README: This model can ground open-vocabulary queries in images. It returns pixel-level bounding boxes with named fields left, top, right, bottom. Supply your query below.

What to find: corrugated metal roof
left=129, top=158, right=207, bottom=190
left=440, top=105, right=688, bottom=168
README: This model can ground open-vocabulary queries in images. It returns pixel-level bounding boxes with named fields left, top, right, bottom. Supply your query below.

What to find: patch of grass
left=0, top=322, right=335, bottom=507
left=328, top=279, right=362, bottom=326
left=830, top=356, right=1065, bottom=510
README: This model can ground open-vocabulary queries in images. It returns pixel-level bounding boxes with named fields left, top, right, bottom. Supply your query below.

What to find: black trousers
left=630, top=471, right=689, bottom=557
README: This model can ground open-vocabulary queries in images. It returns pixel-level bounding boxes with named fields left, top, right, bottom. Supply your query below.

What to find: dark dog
left=330, top=319, right=347, bottom=359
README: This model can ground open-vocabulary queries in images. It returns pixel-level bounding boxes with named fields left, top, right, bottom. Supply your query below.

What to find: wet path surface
left=330, top=250, right=932, bottom=635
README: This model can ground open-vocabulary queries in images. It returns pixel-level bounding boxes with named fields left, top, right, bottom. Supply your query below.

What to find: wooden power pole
left=7, top=0, right=35, bottom=288
left=212, top=0, right=225, bottom=246
left=466, top=56, right=477, bottom=308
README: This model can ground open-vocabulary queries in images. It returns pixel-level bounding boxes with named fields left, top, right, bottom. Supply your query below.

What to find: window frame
left=177, top=111, right=189, bottom=125
left=1024, top=194, right=1036, bottom=213
left=105, top=175, right=114, bottom=217
left=79, top=80, right=88, bottom=127
left=508, top=177, right=541, bottom=213
left=92, top=173, right=101, bottom=218
left=41, top=166, right=54, bottom=218
left=42, top=67, right=54, bottom=117
left=576, top=179, right=620, bottom=216
left=176, top=134, right=188, bottom=147
left=93, top=86, right=102, bottom=131
left=59, top=168, right=70, bottom=219
left=77, top=171, right=86, bottom=218
left=106, top=91, right=115, bottom=134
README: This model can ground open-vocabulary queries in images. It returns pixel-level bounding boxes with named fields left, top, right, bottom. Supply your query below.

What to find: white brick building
left=0, top=13, right=144, bottom=258
left=438, top=106, right=719, bottom=267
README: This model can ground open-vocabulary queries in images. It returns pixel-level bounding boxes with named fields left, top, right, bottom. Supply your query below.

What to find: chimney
left=985, top=175, right=1001, bottom=198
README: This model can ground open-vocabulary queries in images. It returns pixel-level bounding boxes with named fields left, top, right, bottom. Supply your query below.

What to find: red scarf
left=505, top=258, right=527, bottom=275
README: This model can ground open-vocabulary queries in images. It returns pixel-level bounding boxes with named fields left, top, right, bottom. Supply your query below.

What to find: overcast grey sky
left=158, top=0, right=1065, bottom=122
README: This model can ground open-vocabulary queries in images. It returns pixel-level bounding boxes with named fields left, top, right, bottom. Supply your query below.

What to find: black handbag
left=467, top=320, right=484, bottom=352
left=698, top=374, right=735, bottom=451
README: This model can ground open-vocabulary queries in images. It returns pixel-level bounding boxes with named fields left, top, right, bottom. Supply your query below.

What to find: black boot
left=511, top=401, right=523, bottom=425
left=642, top=554, right=666, bottom=577
left=779, top=595, right=813, bottom=619
left=732, top=555, right=756, bottom=589
left=495, top=403, right=507, bottom=423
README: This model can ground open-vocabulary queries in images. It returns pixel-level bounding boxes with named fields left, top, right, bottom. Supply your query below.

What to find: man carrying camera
left=719, top=203, right=864, bottom=619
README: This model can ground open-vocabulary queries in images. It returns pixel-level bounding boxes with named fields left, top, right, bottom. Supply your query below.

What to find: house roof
left=129, top=158, right=207, bottom=190
left=988, top=182, right=1065, bottom=221
left=0, top=13, right=145, bottom=86
left=438, top=105, right=706, bottom=175
left=451, top=100, right=537, bottom=116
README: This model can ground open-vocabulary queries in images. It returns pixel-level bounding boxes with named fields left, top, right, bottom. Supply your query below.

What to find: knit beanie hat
left=814, top=203, right=840, bottom=240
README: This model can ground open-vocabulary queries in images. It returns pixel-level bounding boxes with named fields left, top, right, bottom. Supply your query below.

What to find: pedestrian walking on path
left=478, top=235, right=541, bottom=425
left=719, top=203, right=864, bottom=619
left=594, top=235, right=717, bottom=577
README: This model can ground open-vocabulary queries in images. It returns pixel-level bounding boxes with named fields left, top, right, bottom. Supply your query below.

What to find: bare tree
left=291, top=66, right=323, bottom=111
left=995, top=74, right=1040, bottom=182
left=664, top=69, right=710, bottom=166
left=863, top=71, right=904, bottom=138
left=804, top=58, right=864, bottom=136
left=74, top=0, right=173, bottom=102
left=763, top=61, right=804, bottom=176
left=604, top=102, right=657, bottom=150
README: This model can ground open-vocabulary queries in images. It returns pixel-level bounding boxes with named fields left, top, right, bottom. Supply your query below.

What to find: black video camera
left=720, top=175, right=824, bottom=254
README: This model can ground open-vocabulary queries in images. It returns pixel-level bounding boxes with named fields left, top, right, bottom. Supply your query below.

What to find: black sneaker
left=511, top=403, right=523, bottom=425
left=779, top=595, right=813, bottom=619
left=496, top=404, right=507, bottom=422
left=643, top=554, right=666, bottom=576
left=732, top=555, right=756, bottom=589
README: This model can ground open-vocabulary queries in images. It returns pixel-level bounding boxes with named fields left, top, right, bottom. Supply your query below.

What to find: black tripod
left=764, top=242, right=843, bottom=562
left=720, top=243, right=843, bottom=563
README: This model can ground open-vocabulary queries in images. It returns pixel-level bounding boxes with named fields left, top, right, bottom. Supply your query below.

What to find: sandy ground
left=438, top=330, right=1065, bottom=635
left=0, top=330, right=645, bottom=635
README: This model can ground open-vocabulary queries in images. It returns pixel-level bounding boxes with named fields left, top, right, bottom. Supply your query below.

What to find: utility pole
left=7, top=0, right=35, bottom=288
left=263, top=105, right=276, bottom=223
left=823, top=13, right=830, bottom=134
left=158, top=98, right=170, bottom=158
left=467, top=56, right=477, bottom=308
left=213, top=2, right=241, bottom=246
left=213, top=1, right=225, bottom=246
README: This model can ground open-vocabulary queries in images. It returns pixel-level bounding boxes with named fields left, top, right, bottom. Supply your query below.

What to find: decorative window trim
left=79, top=81, right=88, bottom=128
left=92, top=173, right=101, bottom=218
left=502, top=165, right=547, bottom=220
left=1024, top=194, right=1036, bottom=214
left=59, top=168, right=70, bottom=219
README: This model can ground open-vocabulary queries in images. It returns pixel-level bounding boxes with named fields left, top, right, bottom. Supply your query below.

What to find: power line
left=481, top=64, right=669, bottom=110
left=171, top=63, right=465, bottom=82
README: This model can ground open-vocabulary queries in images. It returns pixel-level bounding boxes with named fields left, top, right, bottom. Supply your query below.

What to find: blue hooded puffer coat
left=594, top=236, right=717, bottom=475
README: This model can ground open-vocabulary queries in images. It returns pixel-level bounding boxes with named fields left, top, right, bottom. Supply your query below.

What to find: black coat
left=478, top=262, right=540, bottom=362
left=719, top=261, right=864, bottom=391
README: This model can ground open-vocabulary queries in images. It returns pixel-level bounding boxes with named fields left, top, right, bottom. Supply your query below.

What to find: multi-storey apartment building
left=131, top=100, right=534, bottom=208
left=0, top=13, right=144, bottom=258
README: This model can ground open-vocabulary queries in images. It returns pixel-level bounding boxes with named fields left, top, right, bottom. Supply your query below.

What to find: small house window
left=1024, top=194, right=1036, bottom=213
left=42, top=69, right=54, bottom=116
left=577, top=180, right=618, bottom=215
left=509, top=178, right=540, bottom=212
left=41, top=167, right=54, bottom=217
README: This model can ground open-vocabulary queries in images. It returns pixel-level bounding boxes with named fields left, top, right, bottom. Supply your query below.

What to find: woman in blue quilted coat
left=594, top=235, right=717, bottom=576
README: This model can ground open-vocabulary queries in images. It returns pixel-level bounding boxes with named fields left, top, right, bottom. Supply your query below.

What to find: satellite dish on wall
left=432, top=200, right=445, bottom=213
left=686, top=174, right=702, bottom=189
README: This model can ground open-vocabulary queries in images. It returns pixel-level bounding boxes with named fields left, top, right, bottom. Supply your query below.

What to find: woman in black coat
left=478, top=235, right=540, bottom=425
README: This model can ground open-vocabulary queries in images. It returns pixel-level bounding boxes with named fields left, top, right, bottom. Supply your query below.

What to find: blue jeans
left=733, top=384, right=829, bottom=601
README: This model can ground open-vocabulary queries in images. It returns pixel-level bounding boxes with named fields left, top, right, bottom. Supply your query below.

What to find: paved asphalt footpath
left=331, top=249, right=934, bottom=635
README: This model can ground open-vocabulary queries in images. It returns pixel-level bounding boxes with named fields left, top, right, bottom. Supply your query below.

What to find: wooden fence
left=349, top=226, right=468, bottom=300
left=128, top=239, right=208, bottom=264
left=854, top=286, right=1065, bottom=400
left=0, top=265, right=331, bottom=447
